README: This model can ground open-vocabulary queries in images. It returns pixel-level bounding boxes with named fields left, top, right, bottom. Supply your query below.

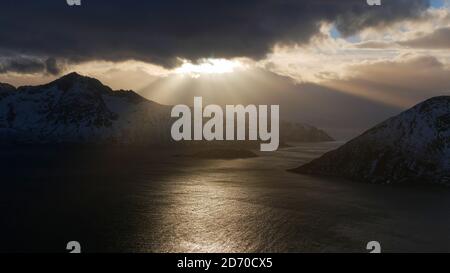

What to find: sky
left=0, top=0, right=449, bottom=138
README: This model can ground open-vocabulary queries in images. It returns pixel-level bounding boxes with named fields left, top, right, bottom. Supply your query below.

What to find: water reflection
left=2, top=142, right=450, bottom=252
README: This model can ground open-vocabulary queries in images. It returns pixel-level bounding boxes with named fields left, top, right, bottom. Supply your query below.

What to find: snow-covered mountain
left=294, top=96, right=450, bottom=185
left=0, top=72, right=334, bottom=146
left=0, top=72, right=172, bottom=144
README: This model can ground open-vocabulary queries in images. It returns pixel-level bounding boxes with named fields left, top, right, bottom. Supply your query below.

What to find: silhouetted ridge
left=0, top=83, right=16, bottom=92
left=44, top=72, right=113, bottom=94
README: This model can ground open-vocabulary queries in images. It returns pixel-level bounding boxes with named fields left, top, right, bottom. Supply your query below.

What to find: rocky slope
left=294, top=96, right=450, bottom=185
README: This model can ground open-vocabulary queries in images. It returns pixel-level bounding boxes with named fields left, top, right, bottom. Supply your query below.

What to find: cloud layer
left=400, top=27, right=450, bottom=48
left=0, top=0, right=430, bottom=70
left=0, top=57, right=62, bottom=75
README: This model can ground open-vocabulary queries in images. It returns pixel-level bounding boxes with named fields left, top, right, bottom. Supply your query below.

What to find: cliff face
left=294, top=96, right=450, bottom=185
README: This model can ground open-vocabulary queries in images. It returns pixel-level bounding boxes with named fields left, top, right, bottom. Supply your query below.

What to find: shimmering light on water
left=2, top=142, right=450, bottom=252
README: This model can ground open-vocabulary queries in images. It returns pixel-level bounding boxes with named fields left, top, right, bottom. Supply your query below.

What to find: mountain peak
left=414, top=95, right=449, bottom=114
left=54, top=72, right=98, bottom=84
left=46, top=72, right=112, bottom=93
left=0, top=73, right=171, bottom=144
left=60, top=71, right=84, bottom=80
left=421, top=95, right=449, bottom=103
left=294, top=96, right=450, bottom=185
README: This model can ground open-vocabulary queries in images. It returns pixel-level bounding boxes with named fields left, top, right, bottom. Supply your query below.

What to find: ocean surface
left=1, top=142, right=450, bottom=253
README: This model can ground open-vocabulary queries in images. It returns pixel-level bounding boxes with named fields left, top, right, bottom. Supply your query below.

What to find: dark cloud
left=0, top=57, right=64, bottom=75
left=45, top=58, right=64, bottom=75
left=334, top=0, right=429, bottom=35
left=0, top=58, right=45, bottom=74
left=399, top=27, right=450, bottom=49
left=0, top=0, right=430, bottom=69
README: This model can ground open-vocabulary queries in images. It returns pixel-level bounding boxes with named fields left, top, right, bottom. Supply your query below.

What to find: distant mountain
left=293, top=96, right=450, bottom=185
left=0, top=72, right=171, bottom=144
left=280, top=121, right=334, bottom=143
left=137, top=68, right=406, bottom=140
left=0, top=72, right=333, bottom=145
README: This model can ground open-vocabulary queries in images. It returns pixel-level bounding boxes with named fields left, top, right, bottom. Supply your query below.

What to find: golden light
left=174, top=58, right=242, bottom=77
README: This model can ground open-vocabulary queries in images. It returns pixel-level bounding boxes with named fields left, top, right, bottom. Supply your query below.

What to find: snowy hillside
left=0, top=73, right=172, bottom=144
left=294, top=96, right=450, bottom=185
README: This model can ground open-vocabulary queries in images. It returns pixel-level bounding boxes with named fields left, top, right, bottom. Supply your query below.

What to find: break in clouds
left=0, top=0, right=430, bottom=73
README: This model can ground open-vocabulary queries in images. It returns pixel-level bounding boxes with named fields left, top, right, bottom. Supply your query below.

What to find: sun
left=174, top=58, right=242, bottom=77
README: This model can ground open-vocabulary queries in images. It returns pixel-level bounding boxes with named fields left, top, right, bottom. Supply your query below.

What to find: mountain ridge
left=294, top=96, right=450, bottom=185
left=0, top=72, right=172, bottom=144
left=0, top=72, right=333, bottom=145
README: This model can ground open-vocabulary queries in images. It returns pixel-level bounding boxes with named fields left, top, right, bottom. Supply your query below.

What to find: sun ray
left=174, top=58, right=242, bottom=77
